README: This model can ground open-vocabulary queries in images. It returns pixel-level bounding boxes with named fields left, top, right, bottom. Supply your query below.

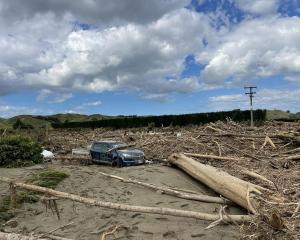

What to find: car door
left=91, top=143, right=101, bottom=161
left=99, top=143, right=110, bottom=162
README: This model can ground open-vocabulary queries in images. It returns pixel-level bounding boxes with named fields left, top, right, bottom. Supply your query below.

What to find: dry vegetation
left=44, top=120, right=300, bottom=239
left=0, top=120, right=299, bottom=239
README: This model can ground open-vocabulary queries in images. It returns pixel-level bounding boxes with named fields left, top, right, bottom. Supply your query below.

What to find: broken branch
left=98, top=171, right=232, bottom=205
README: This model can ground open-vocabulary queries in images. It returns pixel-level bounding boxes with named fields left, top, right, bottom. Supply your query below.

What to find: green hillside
left=0, top=113, right=110, bottom=129
left=1, top=110, right=298, bottom=130
left=266, top=110, right=300, bottom=120
left=0, top=118, right=9, bottom=129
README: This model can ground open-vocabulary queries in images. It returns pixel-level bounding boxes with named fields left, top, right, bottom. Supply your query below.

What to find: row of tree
left=52, top=109, right=267, bottom=129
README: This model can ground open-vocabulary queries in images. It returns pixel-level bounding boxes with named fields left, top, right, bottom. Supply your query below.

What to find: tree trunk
left=183, top=153, right=238, bottom=161
left=168, top=153, right=261, bottom=213
left=0, top=176, right=250, bottom=223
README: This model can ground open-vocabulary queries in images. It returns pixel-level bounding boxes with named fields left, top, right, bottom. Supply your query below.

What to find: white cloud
left=142, top=93, right=174, bottom=102
left=0, top=0, right=189, bottom=26
left=83, top=101, right=102, bottom=107
left=208, top=89, right=300, bottom=112
left=198, top=16, right=300, bottom=85
left=22, top=9, right=215, bottom=97
left=37, top=89, right=73, bottom=103
left=234, top=0, right=279, bottom=15
left=0, top=0, right=300, bottom=107
left=74, top=100, right=102, bottom=111
left=209, top=94, right=244, bottom=103
left=0, top=105, right=39, bottom=118
left=285, top=75, right=300, bottom=83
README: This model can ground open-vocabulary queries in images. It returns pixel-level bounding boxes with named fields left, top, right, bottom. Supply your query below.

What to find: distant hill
left=0, top=113, right=110, bottom=129
left=266, top=110, right=300, bottom=120
left=0, top=118, right=9, bottom=128
left=1, top=110, right=299, bottom=130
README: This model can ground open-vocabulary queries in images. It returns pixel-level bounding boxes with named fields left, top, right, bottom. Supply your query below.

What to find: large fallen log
left=0, top=176, right=250, bottom=223
left=98, top=171, right=232, bottom=204
left=168, top=153, right=262, bottom=214
left=183, top=153, right=239, bottom=161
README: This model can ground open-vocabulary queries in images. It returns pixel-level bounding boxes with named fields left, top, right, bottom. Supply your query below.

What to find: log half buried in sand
left=0, top=176, right=250, bottom=223
left=183, top=153, right=239, bottom=161
left=168, top=153, right=262, bottom=214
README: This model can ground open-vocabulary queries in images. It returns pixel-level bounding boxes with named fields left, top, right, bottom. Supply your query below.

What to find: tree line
left=51, top=109, right=267, bottom=129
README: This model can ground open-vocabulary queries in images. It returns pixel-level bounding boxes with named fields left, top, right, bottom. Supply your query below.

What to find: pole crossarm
left=244, top=86, right=257, bottom=127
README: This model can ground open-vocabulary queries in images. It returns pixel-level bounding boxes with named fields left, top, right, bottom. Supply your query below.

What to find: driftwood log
left=98, top=171, right=232, bottom=204
left=0, top=176, right=250, bottom=223
left=183, top=153, right=239, bottom=161
left=168, top=153, right=262, bottom=214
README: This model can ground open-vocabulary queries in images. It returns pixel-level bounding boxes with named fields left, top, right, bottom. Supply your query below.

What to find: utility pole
left=244, top=86, right=257, bottom=127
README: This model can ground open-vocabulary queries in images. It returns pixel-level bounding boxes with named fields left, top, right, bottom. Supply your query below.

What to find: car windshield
left=109, top=142, right=127, bottom=149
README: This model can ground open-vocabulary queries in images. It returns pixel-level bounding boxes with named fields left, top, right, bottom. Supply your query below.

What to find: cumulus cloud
left=198, top=16, right=300, bottom=85
left=285, top=75, right=300, bottom=83
left=142, top=93, right=174, bottom=102
left=37, top=89, right=73, bottom=103
left=69, top=100, right=102, bottom=113
left=0, top=0, right=189, bottom=26
left=83, top=101, right=102, bottom=107
left=0, top=104, right=41, bottom=118
left=234, top=0, right=279, bottom=15
left=208, top=89, right=300, bottom=112
left=15, top=9, right=215, bottom=98
left=0, top=0, right=300, bottom=108
left=77, top=100, right=102, bottom=109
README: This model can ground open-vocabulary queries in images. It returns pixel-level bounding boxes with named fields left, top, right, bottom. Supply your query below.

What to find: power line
left=244, top=86, right=257, bottom=127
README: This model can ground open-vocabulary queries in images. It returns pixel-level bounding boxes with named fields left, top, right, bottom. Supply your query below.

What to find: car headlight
left=121, top=153, right=131, bottom=158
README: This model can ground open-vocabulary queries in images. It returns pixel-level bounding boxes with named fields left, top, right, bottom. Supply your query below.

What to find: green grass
left=0, top=191, right=39, bottom=223
left=27, top=170, right=69, bottom=189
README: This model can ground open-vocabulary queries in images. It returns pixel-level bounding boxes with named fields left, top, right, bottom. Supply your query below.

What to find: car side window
left=93, top=143, right=109, bottom=153
left=93, top=143, right=101, bottom=150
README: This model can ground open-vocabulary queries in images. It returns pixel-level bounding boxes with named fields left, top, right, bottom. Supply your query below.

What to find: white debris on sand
left=41, top=149, right=54, bottom=158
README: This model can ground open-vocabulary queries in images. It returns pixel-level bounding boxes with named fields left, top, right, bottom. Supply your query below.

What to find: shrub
left=0, top=135, right=43, bottom=167
left=13, top=119, right=33, bottom=130
left=28, top=170, right=69, bottom=189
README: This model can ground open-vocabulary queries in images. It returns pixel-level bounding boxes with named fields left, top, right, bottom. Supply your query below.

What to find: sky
left=0, top=0, right=300, bottom=118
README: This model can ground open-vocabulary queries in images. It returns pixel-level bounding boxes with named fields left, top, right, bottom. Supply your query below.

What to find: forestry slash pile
left=0, top=120, right=299, bottom=239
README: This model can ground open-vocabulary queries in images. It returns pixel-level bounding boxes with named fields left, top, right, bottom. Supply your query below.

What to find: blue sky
left=1, top=0, right=300, bottom=117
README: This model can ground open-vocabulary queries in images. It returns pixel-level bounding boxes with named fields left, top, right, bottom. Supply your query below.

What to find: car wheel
left=116, top=158, right=123, bottom=168
left=111, top=159, right=117, bottom=167
left=112, top=158, right=123, bottom=168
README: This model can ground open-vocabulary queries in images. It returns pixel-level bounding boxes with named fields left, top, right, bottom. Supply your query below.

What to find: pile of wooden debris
left=6, top=120, right=298, bottom=239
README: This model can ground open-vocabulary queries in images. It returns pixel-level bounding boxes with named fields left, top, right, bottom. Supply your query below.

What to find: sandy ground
left=0, top=162, right=244, bottom=239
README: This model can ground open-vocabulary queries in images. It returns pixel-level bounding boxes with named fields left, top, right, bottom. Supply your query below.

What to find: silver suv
left=90, top=140, right=145, bottom=167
